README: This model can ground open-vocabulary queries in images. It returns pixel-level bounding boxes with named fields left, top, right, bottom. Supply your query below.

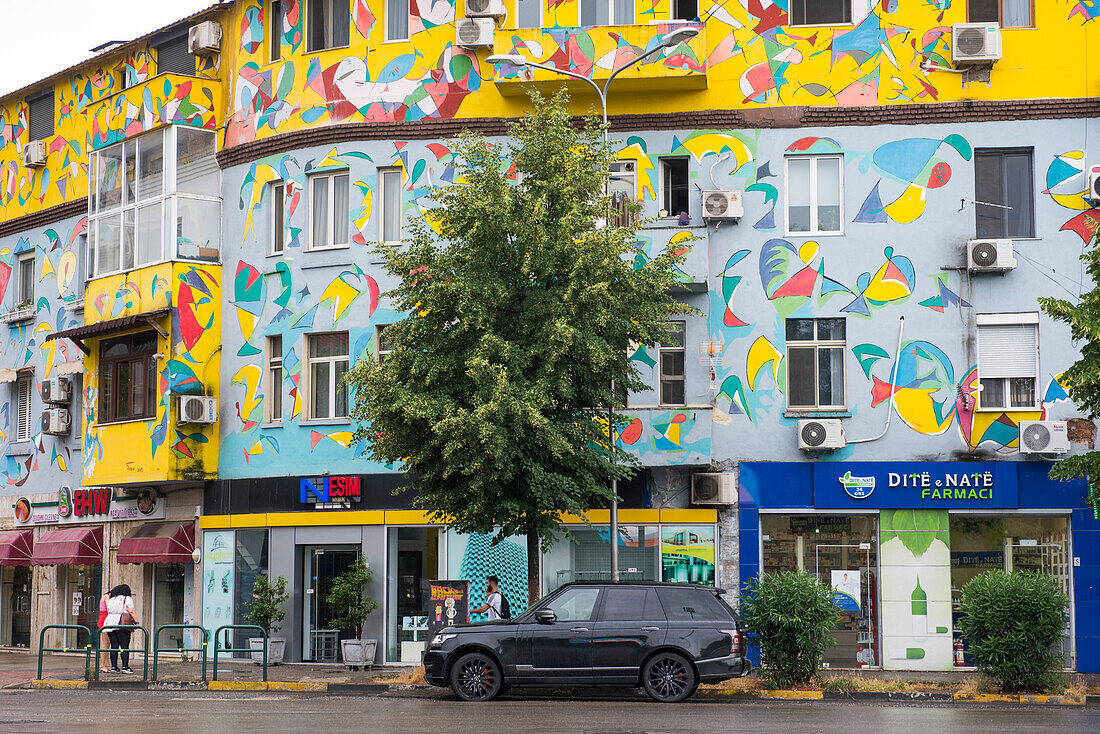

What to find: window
left=516, top=0, right=541, bottom=28
left=598, top=587, right=663, bottom=622
left=969, top=0, right=1032, bottom=27
left=976, top=313, right=1038, bottom=410
left=308, top=332, right=349, bottom=419
left=658, top=322, right=685, bottom=406
left=672, top=0, right=699, bottom=21
left=155, top=34, right=195, bottom=76
left=786, top=155, right=842, bottom=235
left=267, top=335, right=283, bottom=423
left=386, top=0, right=410, bottom=41
left=660, top=158, right=689, bottom=219
left=975, top=148, right=1034, bottom=239
left=15, top=373, right=33, bottom=441
left=539, top=586, right=600, bottom=622
left=786, top=318, right=845, bottom=410
left=88, top=127, right=219, bottom=277
left=16, top=252, right=34, bottom=306
left=270, top=0, right=283, bottom=62
left=380, top=167, right=403, bottom=244
left=271, top=182, right=284, bottom=255
left=99, top=331, right=159, bottom=423
left=655, top=587, right=733, bottom=622
left=789, top=0, right=850, bottom=26
left=27, top=91, right=54, bottom=141
left=307, top=0, right=350, bottom=51
left=309, top=171, right=350, bottom=250
left=376, top=325, right=393, bottom=363
left=580, top=0, right=634, bottom=25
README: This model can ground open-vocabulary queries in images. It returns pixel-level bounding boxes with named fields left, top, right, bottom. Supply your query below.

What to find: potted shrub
left=243, top=574, right=289, bottom=665
left=326, top=556, right=379, bottom=669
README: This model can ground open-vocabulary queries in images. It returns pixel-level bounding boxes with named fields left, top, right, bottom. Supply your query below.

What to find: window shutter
left=27, top=93, right=54, bottom=141
left=156, top=35, right=195, bottom=76
left=978, top=323, right=1037, bottom=378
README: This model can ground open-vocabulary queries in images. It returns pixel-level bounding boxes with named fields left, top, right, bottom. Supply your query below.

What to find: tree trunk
left=526, top=531, right=542, bottom=609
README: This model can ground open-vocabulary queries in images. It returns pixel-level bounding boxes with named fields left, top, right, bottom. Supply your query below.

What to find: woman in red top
left=97, top=593, right=110, bottom=673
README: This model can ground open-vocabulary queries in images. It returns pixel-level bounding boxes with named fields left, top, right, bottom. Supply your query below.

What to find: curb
left=953, top=693, right=1086, bottom=705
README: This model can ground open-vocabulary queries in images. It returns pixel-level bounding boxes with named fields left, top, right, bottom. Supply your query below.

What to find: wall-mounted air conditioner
left=952, top=23, right=1002, bottom=64
left=41, top=376, right=73, bottom=405
left=967, top=239, right=1016, bottom=272
left=42, top=407, right=71, bottom=436
left=466, top=0, right=506, bottom=18
left=456, top=18, right=495, bottom=49
left=702, top=190, right=744, bottom=221
left=1087, top=164, right=1100, bottom=205
left=797, top=419, right=846, bottom=451
left=188, top=21, right=223, bottom=55
left=23, top=140, right=48, bottom=168
left=691, top=472, right=736, bottom=506
left=1019, top=420, right=1070, bottom=454
left=178, top=395, right=218, bottom=424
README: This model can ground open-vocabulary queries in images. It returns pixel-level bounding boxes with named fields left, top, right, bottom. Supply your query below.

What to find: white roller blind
left=978, top=323, right=1037, bottom=378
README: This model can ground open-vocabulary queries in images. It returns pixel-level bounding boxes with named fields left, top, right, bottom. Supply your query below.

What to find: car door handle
left=641, top=626, right=660, bottom=632
left=571, top=627, right=589, bottom=633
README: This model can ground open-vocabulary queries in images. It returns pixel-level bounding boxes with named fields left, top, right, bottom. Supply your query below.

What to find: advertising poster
left=447, top=531, right=529, bottom=619
left=661, top=525, right=716, bottom=585
left=426, top=580, right=470, bottom=643
left=831, top=570, right=861, bottom=612
left=201, top=530, right=235, bottom=643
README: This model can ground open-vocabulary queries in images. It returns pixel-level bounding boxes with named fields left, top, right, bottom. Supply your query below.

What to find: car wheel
left=642, top=651, right=696, bottom=703
left=450, top=652, right=504, bottom=701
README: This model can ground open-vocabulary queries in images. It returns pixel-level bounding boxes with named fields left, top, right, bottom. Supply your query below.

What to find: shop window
left=969, top=0, right=1032, bottom=27
left=976, top=313, right=1038, bottom=410
left=672, top=0, right=699, bottom=21
left=156, top=33, right=195, bottom=76
left=15, top=252, right=34, bottom=307
left=516, top=0, right=541, bottom=28
left=974, top=148, right=1034, bottom=238
left=271, top=181, right=285, bottom=255
left=387, top=527, right=441, bottom=663
left=98, top=330, right=159, bottom=423
left=542, top=525, right=659, bottom=591
left=307, top=0, right=350, bottom=51
left=580, top=0, right=634, bottom=26
left=789, top=0, right=850, bottom=26
left=658, top=322, right=685, bottom=406
left=786, top=317, right=846, bottom=411
left=661, top=525, right=715, bottom=585
left=231, top=530, right=269, bottom=651
left=0, top=565, right=32, bottom=647
left=307, top=332, right=349, bottom=420
left=269, top=0, right=283, bottom=62
left=786, top=154, right=843, bottom=234
left=15, top=373, right=33, bottom=441
left=375, top=325, right=393, bottom=363
left=660, top=157, right=689, bottom=219
left=267, top=335, right=283, bottom=423
left=380, top=167, right=403, bottom=244
left=27, top=90, right=54, bottom=141
left=386, top=0, right=410, bottom=41
left=309, top=171, right=350, bottom=250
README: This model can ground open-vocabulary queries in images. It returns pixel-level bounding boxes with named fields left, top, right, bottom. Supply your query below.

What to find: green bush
left=326, top=557, right=378, bottom=637
left=740, top=570, right=841, bottom=688
left=957, top=570, right=1067, bottom=692
left=243, top=574, right=289, bottom=635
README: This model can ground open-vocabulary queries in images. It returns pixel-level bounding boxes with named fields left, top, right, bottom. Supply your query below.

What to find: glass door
left=2, top=566, right=32, bottom=647
left=66, top=565, right=102, bottom=648
left=301, top=546, right=359, bottom=661
left=153, top=563, right=186, bottom=649
left=1004, top=516, right=1072, bottom=669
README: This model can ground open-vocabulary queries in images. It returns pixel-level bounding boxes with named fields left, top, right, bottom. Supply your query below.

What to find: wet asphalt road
left=1, top=690, right=1097, bottom=733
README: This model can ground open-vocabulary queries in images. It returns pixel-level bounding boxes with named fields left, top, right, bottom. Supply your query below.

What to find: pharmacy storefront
left=738, top=461, right=1098, bottom=672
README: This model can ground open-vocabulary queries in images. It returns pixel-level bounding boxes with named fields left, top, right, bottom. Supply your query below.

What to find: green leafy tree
left=243, top=574, right=289, bottom=635
left=347, top=92, right=693, bottom=602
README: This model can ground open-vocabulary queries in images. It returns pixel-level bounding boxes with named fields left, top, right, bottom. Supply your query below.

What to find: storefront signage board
left=13, top=487, right=165, bottom=526
left=300, top=476, right=363, bottom=507
left=814, top=462, right=1018, bottom=510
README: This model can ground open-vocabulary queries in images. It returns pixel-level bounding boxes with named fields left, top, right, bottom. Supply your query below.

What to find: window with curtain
left=307, top=0, right=350, bottom=51
left=309, top=171, right=350, bottom=250
left=308, top=332, right=349, bottom=420
left=516, top=0, right=541, bottom=28
left=786, top=155, right=843, bottom=235
left=974, top=148, right=1034, bottom=238
left=580, top=0, right=634, bottom=25
left=969, top=0, right=1032, bottom=27
left=387, top=0, right=410, bottom=40
left=380, top=167, right=403, bottom=243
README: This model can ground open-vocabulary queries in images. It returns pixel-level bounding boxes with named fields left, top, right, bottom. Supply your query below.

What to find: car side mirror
left=534, top=609, right=556, bottom=624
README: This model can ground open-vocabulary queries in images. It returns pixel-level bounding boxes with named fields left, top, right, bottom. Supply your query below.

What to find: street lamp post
left=488, top=27, right=699, bottom=584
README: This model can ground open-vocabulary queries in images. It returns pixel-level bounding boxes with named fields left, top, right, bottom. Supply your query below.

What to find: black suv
left=424, top=582, right=750, bottom=702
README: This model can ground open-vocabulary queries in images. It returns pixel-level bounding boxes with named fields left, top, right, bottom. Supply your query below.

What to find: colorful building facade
left=1, top=1, right=1098, bottom=670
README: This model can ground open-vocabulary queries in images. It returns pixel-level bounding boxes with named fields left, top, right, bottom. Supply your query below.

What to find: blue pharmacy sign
left=813, top=462, right=1019, bottom=510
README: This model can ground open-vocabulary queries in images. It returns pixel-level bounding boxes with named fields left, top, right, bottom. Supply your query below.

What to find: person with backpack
left=470, top=575, right=510, bottom=621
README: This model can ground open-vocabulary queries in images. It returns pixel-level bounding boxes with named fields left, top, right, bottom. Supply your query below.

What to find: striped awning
left=0, top=528, right=33, bottom=566
left=32, top=525, right=103, bottom=566
left=116, top=522, right=195, bottom=564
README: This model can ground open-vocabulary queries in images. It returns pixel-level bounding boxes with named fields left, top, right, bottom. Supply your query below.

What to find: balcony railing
left=631, top=224, right=708, bottom=291
left=85, top=73, right=223, bottom=151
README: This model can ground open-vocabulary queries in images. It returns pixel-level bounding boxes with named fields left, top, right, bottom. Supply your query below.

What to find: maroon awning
left=0, top=528, right=33, bottom=566
left=116, top=522, right=195, bottom=564
left=32, top=526, right=103, bottom=565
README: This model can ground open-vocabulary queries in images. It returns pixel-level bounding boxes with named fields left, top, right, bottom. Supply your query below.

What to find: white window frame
left=785, top=318, right=847, bottom=412
left=379, top=167, right=403, bottom=245
left=658, top=322, right=686, bottom=406
left=968, top=0, right=1034, bottom=28
left=15, top=373, right=33, bottom=441
left=269, top=0, right=283, bottom=62
left=659, top=157, right=689, bottom=219
left=270, top=181, right=285, bottom=255
left=16, top=252, right=35, bottom=306
left=385, top=0, right=410, bottom=42
left=671, top=0, right=699, bottom=21
left=580, top=0, right=635, bottom=26
left=788, top=0, right=852, bottom=27
left=308, top=170, right=350, bottom=251
left=307, top=332, right=350, bottom=420
left=266, top=334, right=283, bottom=424
left=305, top=0, right=351, bottom=52
left=515, top=0, right=542, bottom=28
left=376, top=324, right=392, bottom=363
left=785, top=154, right=844, bottom=237
left=975, top=312, right=1039, bottom=412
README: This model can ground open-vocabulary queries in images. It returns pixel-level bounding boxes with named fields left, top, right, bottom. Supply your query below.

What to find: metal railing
left=94, top=625, right=150, bottom=680
left=152, top=625, right=210, bottom=681
left=37, top=624, right=93, bottom=680
left=212, top=625, right=267, bottom=682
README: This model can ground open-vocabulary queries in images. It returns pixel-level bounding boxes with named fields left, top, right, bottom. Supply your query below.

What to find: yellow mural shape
left=883, top=184, right=928, bottom=224
left=746, top=336, right=783, bottom=392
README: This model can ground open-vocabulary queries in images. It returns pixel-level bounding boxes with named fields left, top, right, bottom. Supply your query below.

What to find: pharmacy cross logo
left=839, top=471, right=875, bottom=499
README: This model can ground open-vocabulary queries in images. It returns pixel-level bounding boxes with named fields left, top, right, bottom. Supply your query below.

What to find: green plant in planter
left=739, top=570, right=841, bottom=688
left=326, top=557, right=378, bottom=637
left=243, top=574, right=289, bottom=636
left=957, top=570, right=1067, bottom=692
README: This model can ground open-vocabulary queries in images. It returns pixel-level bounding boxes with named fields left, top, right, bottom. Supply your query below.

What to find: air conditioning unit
left=952, top=23, right=1002, bottom=64
left=1019, top=420, right=1070, bottom=454
left=178, top=395, right=218, bottom=424
left=797, top=419, right=846, bottom=451
left=41, top=407, right=71, bottom=436
left=41, top=376, right=73, bottom=405
left=691, top=472, right=736, bottom=506
left=702, top=190, right=744, bottom=221
left=466, top=0, right=506, bottom=18
left=968, top=239, right=1016, bottom=272
left=23, top=140, right=48, bottom=168
left=1087, top=164, right=1100, bottom=204
left=456, top=18, right=495, bottom=49
left=188, top=21, right=223, bottom=54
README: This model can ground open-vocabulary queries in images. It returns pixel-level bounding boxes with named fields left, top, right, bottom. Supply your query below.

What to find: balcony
left=633, top=224, right=708, bottom=291
left=493, top=22, right=707, bottom=96
left=616, top=407, right=712, bottom=467
left=85, top=73, right=223, bottom=150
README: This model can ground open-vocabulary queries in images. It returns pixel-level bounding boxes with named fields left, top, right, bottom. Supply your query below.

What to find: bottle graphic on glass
left=889, top=574, right=928, bottom=661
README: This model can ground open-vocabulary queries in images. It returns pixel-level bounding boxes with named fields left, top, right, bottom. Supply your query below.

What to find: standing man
left=470, top=575, right=504, bottom=621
